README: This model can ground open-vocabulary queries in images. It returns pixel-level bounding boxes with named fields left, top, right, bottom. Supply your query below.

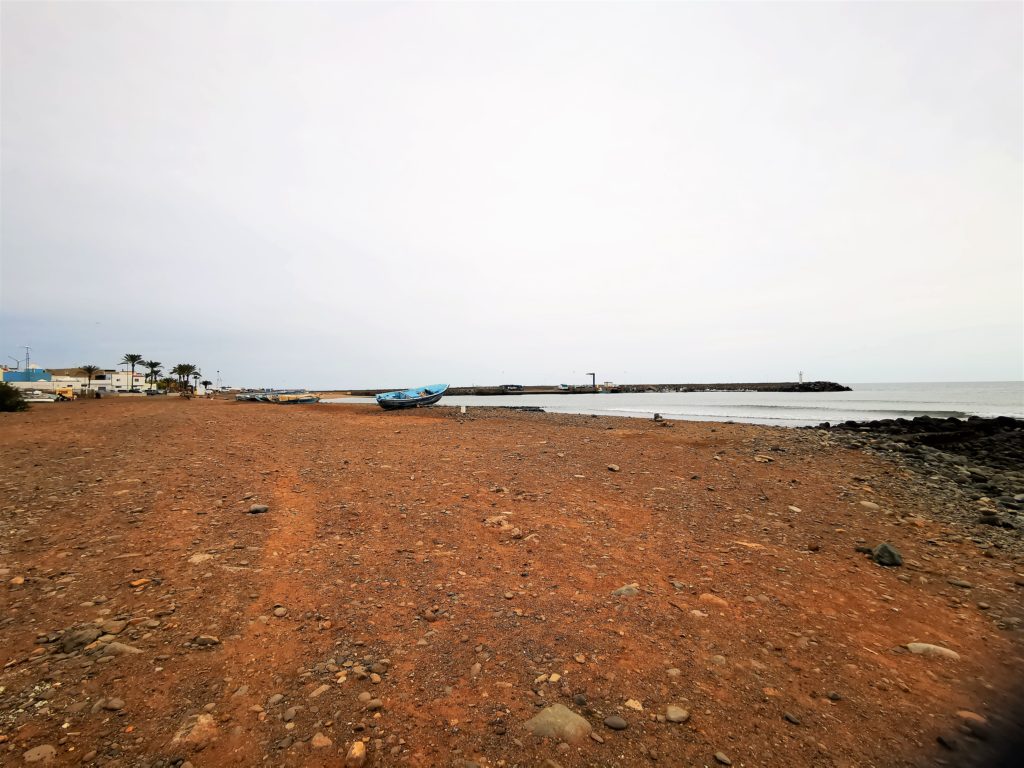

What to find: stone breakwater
left=814, top=415, right=1024, bottom=540
left=347, top=381, right=852, bottom=397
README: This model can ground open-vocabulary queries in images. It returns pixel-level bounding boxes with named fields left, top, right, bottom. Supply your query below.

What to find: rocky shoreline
left=814, top=415, right=1024, bottom=538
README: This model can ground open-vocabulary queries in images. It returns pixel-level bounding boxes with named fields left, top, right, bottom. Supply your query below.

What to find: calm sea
left=325, top=382, right=1024, bottom=427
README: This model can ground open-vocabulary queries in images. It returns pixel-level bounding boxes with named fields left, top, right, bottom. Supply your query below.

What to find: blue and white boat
left=375, top=384, right=448, bottom=410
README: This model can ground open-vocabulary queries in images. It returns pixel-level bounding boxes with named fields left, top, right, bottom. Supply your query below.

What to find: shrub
left=0, top=382, right=29, bottom=412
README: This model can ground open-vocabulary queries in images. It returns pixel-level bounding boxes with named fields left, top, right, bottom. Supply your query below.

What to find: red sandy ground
left=1, top=399, right=1022, bottom=767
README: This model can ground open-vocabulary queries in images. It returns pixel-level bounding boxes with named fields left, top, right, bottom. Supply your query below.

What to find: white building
left=2, top=366, right=147, bottom=394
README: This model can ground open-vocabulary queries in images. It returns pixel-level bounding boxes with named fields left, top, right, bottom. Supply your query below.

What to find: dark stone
left=936, top=734, right=958, bottom=750
left=61, top=627, right=102, bottom=654
left=871, top=543, right=903, bottom=567
left=248, top=504, right=269, bottom=514
left=603, top=715, right=628, bottom=730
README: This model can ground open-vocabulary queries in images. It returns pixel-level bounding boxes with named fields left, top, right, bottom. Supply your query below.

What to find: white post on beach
left=460, top=405, right=467, bottom=414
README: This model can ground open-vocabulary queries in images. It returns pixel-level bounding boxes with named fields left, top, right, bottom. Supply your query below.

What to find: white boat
left=24, top=390, right=57, bottom=402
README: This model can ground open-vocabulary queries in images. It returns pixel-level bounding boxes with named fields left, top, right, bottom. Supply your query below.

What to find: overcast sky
left=2, top=1, right=1021, bottom=389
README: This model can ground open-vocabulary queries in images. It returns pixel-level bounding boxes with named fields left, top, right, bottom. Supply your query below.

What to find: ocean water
left=325, top=382, right=1024, bottom=427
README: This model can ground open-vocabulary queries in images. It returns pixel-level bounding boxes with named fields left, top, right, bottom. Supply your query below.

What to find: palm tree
left=80, top=364, right=100, bottom=392
left=201, top=380, right=212, bottom=391
left=171, top=363, right=198, bottom=392
left=158, top=376, right=175, bottom=392
left=121, top=354, right=143, bottom=391
left=143, top=360, right=162, bottom=391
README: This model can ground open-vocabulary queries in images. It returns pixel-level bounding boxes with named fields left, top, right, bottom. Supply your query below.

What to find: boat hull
left=375, top=384, right=448, bottom=410
left=377, top=392, right=444, bottom=410
left=277, top=394, right=320, bottom=404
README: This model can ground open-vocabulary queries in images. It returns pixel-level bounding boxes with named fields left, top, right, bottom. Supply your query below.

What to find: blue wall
left=2, top=369, right=53, bottom=382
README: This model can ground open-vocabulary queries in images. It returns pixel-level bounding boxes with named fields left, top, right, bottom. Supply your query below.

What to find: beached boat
left=237, top=389, right=313, bottom=403
left=375, top=384, right=448, bottom=410
left=276, top=392, right=320, bottom=404
left=24, top=390, right=57, bottom=403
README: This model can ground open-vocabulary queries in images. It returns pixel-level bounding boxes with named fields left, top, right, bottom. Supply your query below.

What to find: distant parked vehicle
left=502, top=384, right=524, bottom=392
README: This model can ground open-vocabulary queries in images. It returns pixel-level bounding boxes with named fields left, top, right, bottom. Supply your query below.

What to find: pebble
left=103, top=641, right=143, bottom=655
left=358, top=691, right=372, bottom=703
left=714, top=752, right=732, bottom=766
left=947, top=578, right=973, bottom=589
left=267, top=693, right=283, bottom=706
left=345, top=741, right=367, bottom=767
left=784, top=712, right=801, bottom=725
left=665, top=705, right=689, bottom=723
left=273, top=606, right=288, bottom=617
left=248, top=504, right=269, bottom=514
left=956, top=710, right=991, bottom=740
left=612, top=583, right=640, bottom=597
left=608, top=464, right=620, bottom=472
left=603, top=715, right=628, bottom=730
left=524, top=703, right=593, bottom=743
left=871, top=543, right=903, bottom=567
left=906, top=642, right=960, bottom=661
left=103, top=698, right=125, bottom=711
left=699, top=593, right=729, bottom=608
left=937, top=733, right=958, bottom=750
left=366, top=698, right=384, bottom=711
left=470, top=662, right=481, bottom=677
left=23, top=745, right=57, bottom=763
left=624, top=699, right=643, bottom=711
left=310, top=684, right=330, bottom=698
left=282, top=706, right=298, bottom=721
left=311, top=732, right=332, bottom=748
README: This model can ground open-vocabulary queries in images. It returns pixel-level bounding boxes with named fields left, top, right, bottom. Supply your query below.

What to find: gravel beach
left=2, top=398, right=1022, bottom=767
